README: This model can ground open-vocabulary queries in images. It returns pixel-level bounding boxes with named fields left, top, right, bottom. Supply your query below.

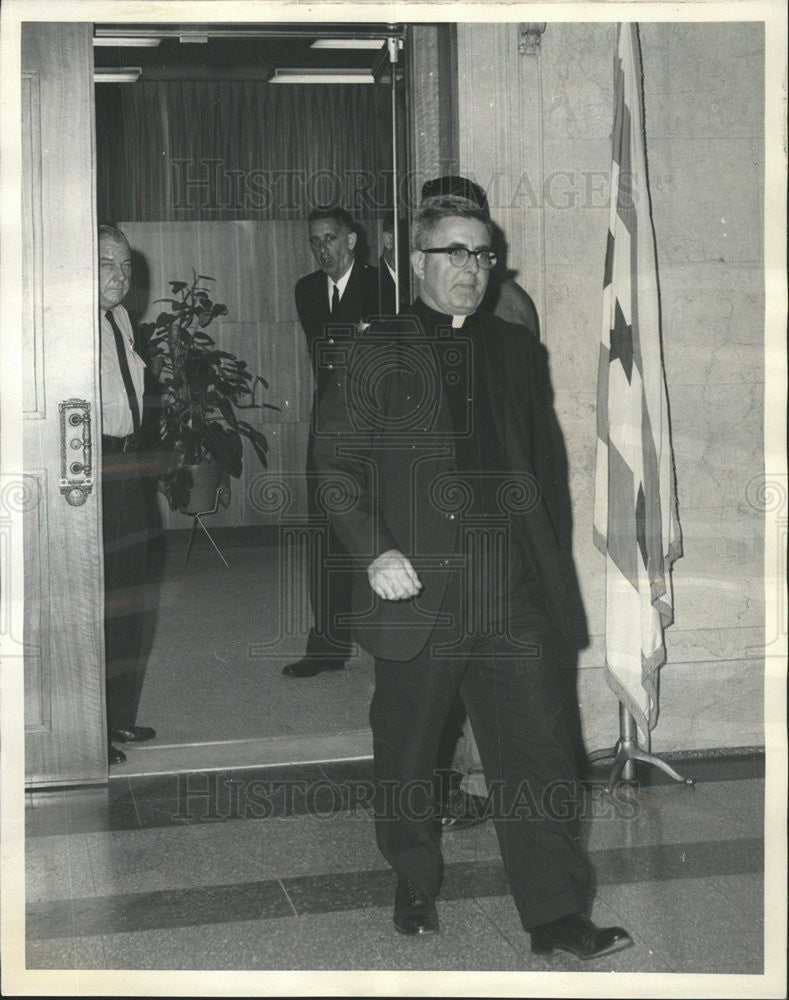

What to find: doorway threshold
left=109, top=729, right=373, bottom=778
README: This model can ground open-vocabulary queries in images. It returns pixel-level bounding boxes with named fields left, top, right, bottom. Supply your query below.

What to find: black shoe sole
left=439, top=814, right=488, bottom=831
left=281, top=663, right=346, bottom=677
left=394, top=922, right=439, bottom=936
left=111, top=730, right=156, bottom=744
left=532, top=935, right=633, bottom=960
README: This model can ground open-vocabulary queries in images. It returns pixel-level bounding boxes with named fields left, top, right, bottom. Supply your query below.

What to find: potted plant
left=140, top=272, right=276, bottom=513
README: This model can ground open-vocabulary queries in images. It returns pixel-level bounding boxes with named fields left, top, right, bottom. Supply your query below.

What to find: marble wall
left=457, top=21, right=765, bottom=752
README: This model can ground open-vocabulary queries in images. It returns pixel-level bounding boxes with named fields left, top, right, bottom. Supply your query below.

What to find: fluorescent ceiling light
left=310, top=39, right=385, bottom=50
left=270, top=68, right=374, bottom=84
left=93, top=37, right=161, bottom=47
left=94, top=67, right=142, bottom=83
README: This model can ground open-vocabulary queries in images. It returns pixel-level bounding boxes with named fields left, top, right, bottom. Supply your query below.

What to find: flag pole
left=588, top=704, right=693, bottom=789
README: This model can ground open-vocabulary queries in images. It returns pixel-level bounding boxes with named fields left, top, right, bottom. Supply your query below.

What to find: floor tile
left=581, top=781, right=759, bottom=853
left=281, top=867, right=394, bottom=916
left=438, top=818, right=502, bottom=865
left=26, top=784, right=141, bottom=838
left=27, top=879, right=293, bottom=941
left=25, top=933, right=108, bottom=971
left=318, top=759, right=374, bottom=784
left=128, top=765, right=347, bottom=828
left=704, top=871, right=765, bottom=922
left=22, top=748, right=769, bottom=981
left=184, top=810, right=383, bottom=881
left=84, top=824, right=257, bottom=895
left=25, top=832, right=96, bottom=902
left=96, top=911, right=387, bottom=970
left=694, top=777, right=764, bottom=832
left=595, top=875, right=763, bottom=974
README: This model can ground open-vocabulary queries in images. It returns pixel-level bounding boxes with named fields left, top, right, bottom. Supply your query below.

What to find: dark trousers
left=102, top=440, right=149, bottom=737
left=305, top=440, right=353, bottom=661
left=370, top=554, right=590, bottom=930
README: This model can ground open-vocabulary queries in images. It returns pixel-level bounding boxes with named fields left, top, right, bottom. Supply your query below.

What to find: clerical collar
left=411, top=297, right=478, bottom=331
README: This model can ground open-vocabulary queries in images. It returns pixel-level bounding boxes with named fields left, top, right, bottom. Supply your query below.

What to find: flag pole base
left=588, top=704, right=695, bottom=791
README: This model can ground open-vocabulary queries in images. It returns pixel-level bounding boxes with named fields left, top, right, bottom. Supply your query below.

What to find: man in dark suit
left=98, top=224, right=156, bottom=765
left=283, top=208, right=384, bottom=678
left=312, top=195, right=631, bottom=959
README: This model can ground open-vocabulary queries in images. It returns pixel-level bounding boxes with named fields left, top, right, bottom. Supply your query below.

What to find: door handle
left=59, top=398, right=93, bottom=506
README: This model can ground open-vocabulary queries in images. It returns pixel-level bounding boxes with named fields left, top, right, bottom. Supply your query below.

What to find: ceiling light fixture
left=269, top=68, right=374, bottom=84
left=94, top=67, right=143, bottom=83
left=310, top=39, right=386, bottom=50
left=93, top=37, right=162, bottom=47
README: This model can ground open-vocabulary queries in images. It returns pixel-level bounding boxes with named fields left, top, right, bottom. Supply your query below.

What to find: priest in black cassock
left=311, top=193, right=632, bottom=960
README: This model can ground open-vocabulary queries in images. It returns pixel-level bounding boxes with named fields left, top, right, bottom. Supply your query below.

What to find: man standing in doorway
left=283, top=208, right=383, bottom=678
left=99, top=224, right=156, bottom=765
left=378, top=212, right=410, bottom=316
left=312, top=194, right=631, bottom=959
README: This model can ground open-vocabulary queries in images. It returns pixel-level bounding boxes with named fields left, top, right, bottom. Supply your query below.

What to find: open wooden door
left=22, top=22, right=106, bottom=786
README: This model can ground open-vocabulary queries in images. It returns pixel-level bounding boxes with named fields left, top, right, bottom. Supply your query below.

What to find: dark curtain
left=97, top=80, right=395, bottom=221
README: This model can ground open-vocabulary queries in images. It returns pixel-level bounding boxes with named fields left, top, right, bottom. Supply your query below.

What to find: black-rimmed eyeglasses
left=421, top=246, right=498, bottom=271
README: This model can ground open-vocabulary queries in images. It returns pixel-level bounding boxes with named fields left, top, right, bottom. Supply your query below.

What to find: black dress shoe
left=530, top=912, right=632, bottom=960
left=281, top=657, right=345, bottom=678
left=108, top=744, right=127, bottom=765
left=393, top=876, right=439, bottom=936
left=111, top=726, right=156, bottom=743
left=438, top=788, right=490, bottom=831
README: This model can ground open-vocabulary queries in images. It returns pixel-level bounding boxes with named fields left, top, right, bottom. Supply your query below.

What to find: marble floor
left=20, top=751, right=775, bottom=994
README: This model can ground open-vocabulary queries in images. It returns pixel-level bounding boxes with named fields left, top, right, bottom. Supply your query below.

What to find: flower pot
left=179, top=462, right=223, bottom=514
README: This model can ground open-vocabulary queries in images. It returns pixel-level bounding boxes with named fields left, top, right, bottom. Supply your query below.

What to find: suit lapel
left=338, top=261, right=362, bottom=324
left=309, top=271, right=330, bottom=329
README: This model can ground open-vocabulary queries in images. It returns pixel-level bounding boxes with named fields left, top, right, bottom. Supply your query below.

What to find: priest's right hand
left=367, top=549, right=422, bottom=601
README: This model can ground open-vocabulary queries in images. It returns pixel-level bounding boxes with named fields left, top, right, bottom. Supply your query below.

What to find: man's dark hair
left=420, top=176, right=490, bottom=219
left=98, top=223, right=130, bottom=246
left=307, top=207, right=357, bottom=234
left=412, top=195, right=491, bottom=251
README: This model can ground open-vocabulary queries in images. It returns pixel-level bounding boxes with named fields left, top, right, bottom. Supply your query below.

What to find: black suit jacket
left=312, top=298, right=588, bottom=660
left=377, top=254, right=409, bottom=317
left=295, top=259, right=383, bottom=394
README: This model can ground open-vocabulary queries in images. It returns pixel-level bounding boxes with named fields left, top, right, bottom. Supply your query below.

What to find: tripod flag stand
left=589, top=703, right=693, bottom=790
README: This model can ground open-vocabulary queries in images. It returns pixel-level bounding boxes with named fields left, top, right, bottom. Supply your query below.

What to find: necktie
left=105, top=309, right=141, bottom=437
left=330, top=284, right=340, bottom=317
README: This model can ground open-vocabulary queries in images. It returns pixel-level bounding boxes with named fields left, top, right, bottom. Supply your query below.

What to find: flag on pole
left=593, top=23, right=682, bottom=739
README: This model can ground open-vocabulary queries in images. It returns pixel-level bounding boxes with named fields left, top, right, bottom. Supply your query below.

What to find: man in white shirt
left=99, top=224, right=156, bottom=765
